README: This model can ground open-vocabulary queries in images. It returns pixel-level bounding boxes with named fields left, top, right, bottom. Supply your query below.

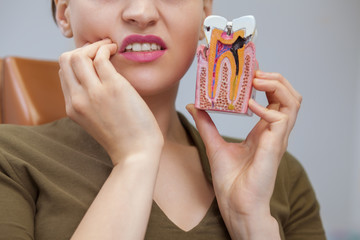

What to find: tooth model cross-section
left=195, top=15, right=258, bottom=115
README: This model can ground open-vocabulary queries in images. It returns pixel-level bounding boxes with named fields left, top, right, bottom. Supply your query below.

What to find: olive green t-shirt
left=0, top=115, right=325, bottom=239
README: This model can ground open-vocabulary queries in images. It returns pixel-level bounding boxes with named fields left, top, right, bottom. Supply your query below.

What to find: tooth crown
left=195, top=15, right=258, bottom=115
left=125, top=43, right=161, bottom=52
left=203, top=15, right=257, bottom=45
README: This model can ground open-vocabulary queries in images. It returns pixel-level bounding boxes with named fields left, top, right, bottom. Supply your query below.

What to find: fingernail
left=256, top=70, right=264, bottom=77
left=100, top=38, right=112, bottom=44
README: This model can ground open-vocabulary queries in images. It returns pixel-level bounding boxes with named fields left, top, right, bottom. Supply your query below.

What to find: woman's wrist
left=219, top=200, right=280, bottom=240
left=227, top=212, right=281, bottom=240
left=108, top=134, right=164, bottom=167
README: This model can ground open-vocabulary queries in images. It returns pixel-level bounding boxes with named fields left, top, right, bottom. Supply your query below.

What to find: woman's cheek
left=72, top=17, right=111, bottom=47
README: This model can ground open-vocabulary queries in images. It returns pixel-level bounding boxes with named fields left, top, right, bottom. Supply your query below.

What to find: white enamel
left=132, top=43, right=141, bottom=52
left=142, top=43, right=151, bottom=51
left=203, top=15, right=228, bottom=44
left=232, top=15, right=256, bottom=38
left=203, top=15, right=257, bottom=44
left=151, top=43, right=158, bottom=50
left=125, top=43, right=162, bottom=52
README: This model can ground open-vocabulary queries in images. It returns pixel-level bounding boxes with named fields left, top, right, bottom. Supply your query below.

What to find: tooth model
left=195, top=15, right=258, bottom=115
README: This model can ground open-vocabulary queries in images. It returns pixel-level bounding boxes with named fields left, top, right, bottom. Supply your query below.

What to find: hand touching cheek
left=59, top=39, right=164, bottom=165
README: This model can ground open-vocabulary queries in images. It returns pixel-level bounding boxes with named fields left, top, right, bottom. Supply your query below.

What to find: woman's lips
left=119, top=35, right=167, bottom=63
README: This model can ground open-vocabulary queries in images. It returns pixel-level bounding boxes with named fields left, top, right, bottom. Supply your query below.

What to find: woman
left=0, top=0, right=325, bottom=239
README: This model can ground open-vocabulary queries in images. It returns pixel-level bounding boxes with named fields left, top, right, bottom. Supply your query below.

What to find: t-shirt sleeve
left=0, top=153, right=35, bottom=240
left=283, top=154, right=326, bottom=240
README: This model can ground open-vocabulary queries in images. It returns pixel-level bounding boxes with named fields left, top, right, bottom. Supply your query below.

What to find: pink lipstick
left=119, top=35, right=167, bottom=63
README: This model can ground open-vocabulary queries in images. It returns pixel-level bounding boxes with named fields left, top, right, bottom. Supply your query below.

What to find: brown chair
left=0, top=58, right=2, bottom=78
left=0, top=57, right=66, bottom=125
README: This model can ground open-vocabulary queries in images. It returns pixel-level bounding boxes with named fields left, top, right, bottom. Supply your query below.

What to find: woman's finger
left=248, top=99, right=287, bottom=125
left=255, top=71, right=302, bottom=103
left=69, top=51, right=101, bottom=90
left=80, top=38, right=113, bottom=59
left=252, top=78, right=301, bottom=114
left=58, top=52, right=82, bottom=95
left=93, top=43, right=119, bottom=83
left=58, top=39, right=112, bottom=117
left=58, top=54, right=86, bottom=118
left=247, top=99, right=289, bottom=155
left=70, top=40, right=114, bottom=89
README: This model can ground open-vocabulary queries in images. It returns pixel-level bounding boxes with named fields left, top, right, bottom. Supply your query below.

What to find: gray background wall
left=1, top=0, right=359, bottom=239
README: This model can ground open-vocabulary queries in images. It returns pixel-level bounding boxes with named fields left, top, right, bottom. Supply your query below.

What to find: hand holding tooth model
left=188, top=15, right=304, bottom=239
left=195, top=15, right=258, bottom=114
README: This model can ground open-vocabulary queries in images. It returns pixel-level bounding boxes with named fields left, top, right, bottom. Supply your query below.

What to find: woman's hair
left=51, top=1, right=56, bottom=23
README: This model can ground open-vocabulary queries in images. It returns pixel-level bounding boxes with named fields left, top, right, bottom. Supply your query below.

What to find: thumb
left=186, top=104, right=225, bottom=156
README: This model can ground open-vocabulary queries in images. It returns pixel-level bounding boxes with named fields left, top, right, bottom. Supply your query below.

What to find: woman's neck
left=142, top=84, right=190, bottom=147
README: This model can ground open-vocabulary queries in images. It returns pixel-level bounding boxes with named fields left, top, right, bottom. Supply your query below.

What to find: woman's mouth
left=124, top=43, right=163, bottom=52
left=119, top=35, right=167, bottom=62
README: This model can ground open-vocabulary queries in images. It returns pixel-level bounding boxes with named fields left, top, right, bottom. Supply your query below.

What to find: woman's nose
left=122, top=0, right=160, bottom=29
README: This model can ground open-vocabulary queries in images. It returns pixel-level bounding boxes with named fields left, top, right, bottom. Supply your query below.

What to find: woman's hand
left=59, top=39, right=163, bottom=165
left=187, top=71, right=302, bottom=239
left=60, top=39, right=164, bottom=240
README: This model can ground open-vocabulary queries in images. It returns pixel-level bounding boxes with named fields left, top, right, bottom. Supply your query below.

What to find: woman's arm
left=71, top=150, right=162, bottom=240
left=58, top=39, right=164, bottom=239
left=188, top=71, right=302, bottom=239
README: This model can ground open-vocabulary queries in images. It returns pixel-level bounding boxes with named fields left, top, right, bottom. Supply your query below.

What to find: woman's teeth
left=125, top=43, right=162, bottom=52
